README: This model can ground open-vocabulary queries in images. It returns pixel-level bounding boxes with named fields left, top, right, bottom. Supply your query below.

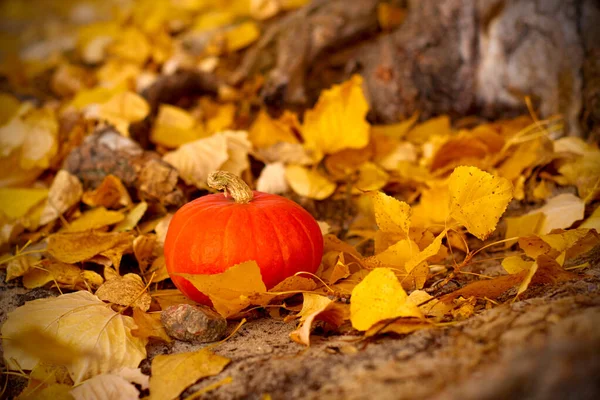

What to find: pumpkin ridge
left=288, top=210, right=317, bottom=271
left=257, top=206, right=288, bottom=286
left=220, top=206, right=239, bottom=268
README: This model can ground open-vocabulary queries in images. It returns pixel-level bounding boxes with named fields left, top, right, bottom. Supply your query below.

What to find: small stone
left=161, top=303, right=227, bottom=343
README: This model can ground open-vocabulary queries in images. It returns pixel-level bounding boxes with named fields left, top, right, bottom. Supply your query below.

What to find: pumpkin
left=164, top=171, right=324, bottom=305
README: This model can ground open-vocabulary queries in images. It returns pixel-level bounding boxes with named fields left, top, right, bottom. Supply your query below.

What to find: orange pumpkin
left=164, top=171, right=324, bottom=305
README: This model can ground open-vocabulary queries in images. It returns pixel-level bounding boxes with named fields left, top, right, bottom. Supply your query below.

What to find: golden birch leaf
left=47, top=231, right=134, bottom=264
left=405, top=115, right=451, bottom=144
left=151, top=104, right=204, bottom=148
left=504, top=212, right=544, bottom=247
left=447, top=166, right=513, bottom=240
left=95, top=273, right=152, bottom=311
left=96, top=92, right=150, bottom=136
left=285, top=165, right=336, bottom=200
left=558, top=149, right=600, bottom=203
left=248, top=110, right=299, bottom=149
left=224, top=21, right=260, bottom=52
left=149, top=349, right=230, bottom=400
left=370, top=191, right=411, bottom=235
left=404, top=230, right=446, bottom=272
left=580, top=205, right=600, bottom=231
left=0, top=187, right=48, bottom=220
left=22, top=260, right=103, bottom=291
left=1, top=291, right=147, bottom=384
left=179, top=260, right=267, bottom=317
left=350, top=268, right=423, bottom=331
left=39, top=170, right=83, bottom=226
left=6, top=255, right=40, bottom=282
left=66, top=207, right=124, bottom=232
left=502, top=256, right=535, bottom=274
left=529, top=193, right=585, bottom=234
left=302, top=75, right=370, bottom=161
left=355, top=162, right=389, bottom=191
left=289, top=293, right=349, bottom=346
left=113, top=202, right=148, bottom=232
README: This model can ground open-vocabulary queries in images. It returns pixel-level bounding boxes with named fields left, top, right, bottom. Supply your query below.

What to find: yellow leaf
left=355, top=162, right=389, bottom=191
left=411, top=183, right=450, bottom=226
left=47, top=231, right=134, bottom=264
left=370, top=191, right=411, bottom=235
left=501, top=256, right=534, bottom=274
left=249, top=110, right=299, bottom=149
left=113, top=202, right=148, bottom=232
left=39, top=170, right=83, bottom=226
left=377, top=2, right=407, bottom=30
left=95, top=273, right=152, bottom=311
left=97, top=91, right=150, bottom=136
left=22, top=260, right=103, bottom=291
left=70, top=86, right=124, bottom=110
left=405, top=115, right=451, bottom=144
left=225, top=21, right=260, bottom=52
left=405, top=230, right=446, bottom=272
left=504, top=212, right=544, bottom=247
left=0, top=92, right=20, bottom=125
left=206, top=103, right=236, bottom=134
left=1, top=291, right=147, bottom=384
left=558, top=148, right=600, bottom=203
left=151, top=104, right=204, bottom=148
left=447, top=166, right=513, bottom=240
left=18, top=383, right=73, bottom=400
left=66, top=207, right=125, bottom=232
left=302, top=75, right=370, bottom=161
left=0, top=187, right=48, bottom=220
left=285, top=165, right=336, bottom=200
left=364, top=239, right=419, bottom=269
left=131, top=308, right=172, bottom=343
left=350, top=268, right=423, bottom=331
left=81, top=175, right=131, bottom=209
left=371, top=112, right=418, bottom=139
left=289, top=293, right=349, bottom=346
left=180, top=260, right=267, bottom=317
left=529, top=193, right=585, bottom=234
left=163, top=131, right=250, bottom=188
left=149, top=349, right=230, bottom=400
left=518, top=229, right=595, bottom=260
left=497, top=137, right=550, bottom=181
left=580, top=205, right=600, bottom=231
left=6, top=255, right=40, bottom=282
left=108, top=27, right=151, bottom=65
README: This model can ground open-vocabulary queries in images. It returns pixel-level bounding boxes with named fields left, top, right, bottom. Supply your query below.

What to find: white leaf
left=71, top=371, right=146, bottom=400
left=1, top=291, right=147, bottom=384
left=256, top=162, right=288, bottom=194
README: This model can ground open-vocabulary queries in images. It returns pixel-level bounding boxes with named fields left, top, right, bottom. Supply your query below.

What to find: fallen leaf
left=405, top=115, right=451, bottom=144
left=151, top=104, right=204, bottom=148
left=580, top=205, right=600, bottom=231
left=256, top=162, right=289, bottom=194
left=285, top=165, right=336, bottom=200
left=0, top=187, right=48, bottom=220
left=131, top=308, right=172, bottom=342
left=39, top=170, right=83, bottom=226
left=96, top=91, right=150, bottom=136
left=71, top=368, right=149, bottom=400
left=47, top=231, right=134, bottom=264
left=447, top=166, right=513, bottom=240
left=66, top=207, right=125, bottom=232
left=163, top=131, right=250, bottom=188
left=22, top=260, right=103, bottom=291
left=440, top=273, right=526, bottom=302
left=504, top=212, right=544, bottom=247
left=113, top=202, right=148, bottom=232
left=249, top=110, right=299, bottom=149
left=95, top=273, right=152, bottom=311
left=302, top=75, right=370, bottom=161
left=405, top=230, right=446, bottom=272
left=5, top=254, right=40, bottom=282
left=370, top=191, right=411, bottom=236
left=350, top=268, right=423, bottom=331
left=18, top=363, right=73, bottom=400
left=1, top=291, right=147, bottom=384
left=527, top=193, right=585, bottom=234
left=180, top=260, right=267, bottom=317
left=518, top=229, right=598, bottom=261
left=81, top=175, right=131, bottom=209
left=557, top=147, right=600, bottom=203
left=149, top=348, right=230, bottom=400
left=224, top=21, right=260, bottom=52
left=501, top=256, right=534, bottom=274
left=289, top=293, right=349, bottom=346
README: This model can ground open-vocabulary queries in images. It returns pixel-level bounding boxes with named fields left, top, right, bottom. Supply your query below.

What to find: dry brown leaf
left=95, top=273, right=152, bottom=311
left=289, top=293, right=349, bottom=346
left=22, top=259, right=103, bottom=291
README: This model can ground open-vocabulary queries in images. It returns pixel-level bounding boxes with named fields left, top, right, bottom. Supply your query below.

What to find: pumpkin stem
left=207, top=171, right=254, bottom=204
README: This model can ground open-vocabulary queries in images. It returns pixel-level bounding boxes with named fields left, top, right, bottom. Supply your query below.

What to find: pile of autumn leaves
left=1, top=73, right=600, bottom=399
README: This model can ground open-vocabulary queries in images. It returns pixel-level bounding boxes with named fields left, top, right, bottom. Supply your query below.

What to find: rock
left=161, top=303, right=227, bottom=343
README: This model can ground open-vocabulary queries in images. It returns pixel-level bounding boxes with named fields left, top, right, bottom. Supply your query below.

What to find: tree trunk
left=235, top=0, right=600, bottom=137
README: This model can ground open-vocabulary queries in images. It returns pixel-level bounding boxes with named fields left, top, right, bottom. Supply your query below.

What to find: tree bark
left=236, top=0, right=600, bottom=136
